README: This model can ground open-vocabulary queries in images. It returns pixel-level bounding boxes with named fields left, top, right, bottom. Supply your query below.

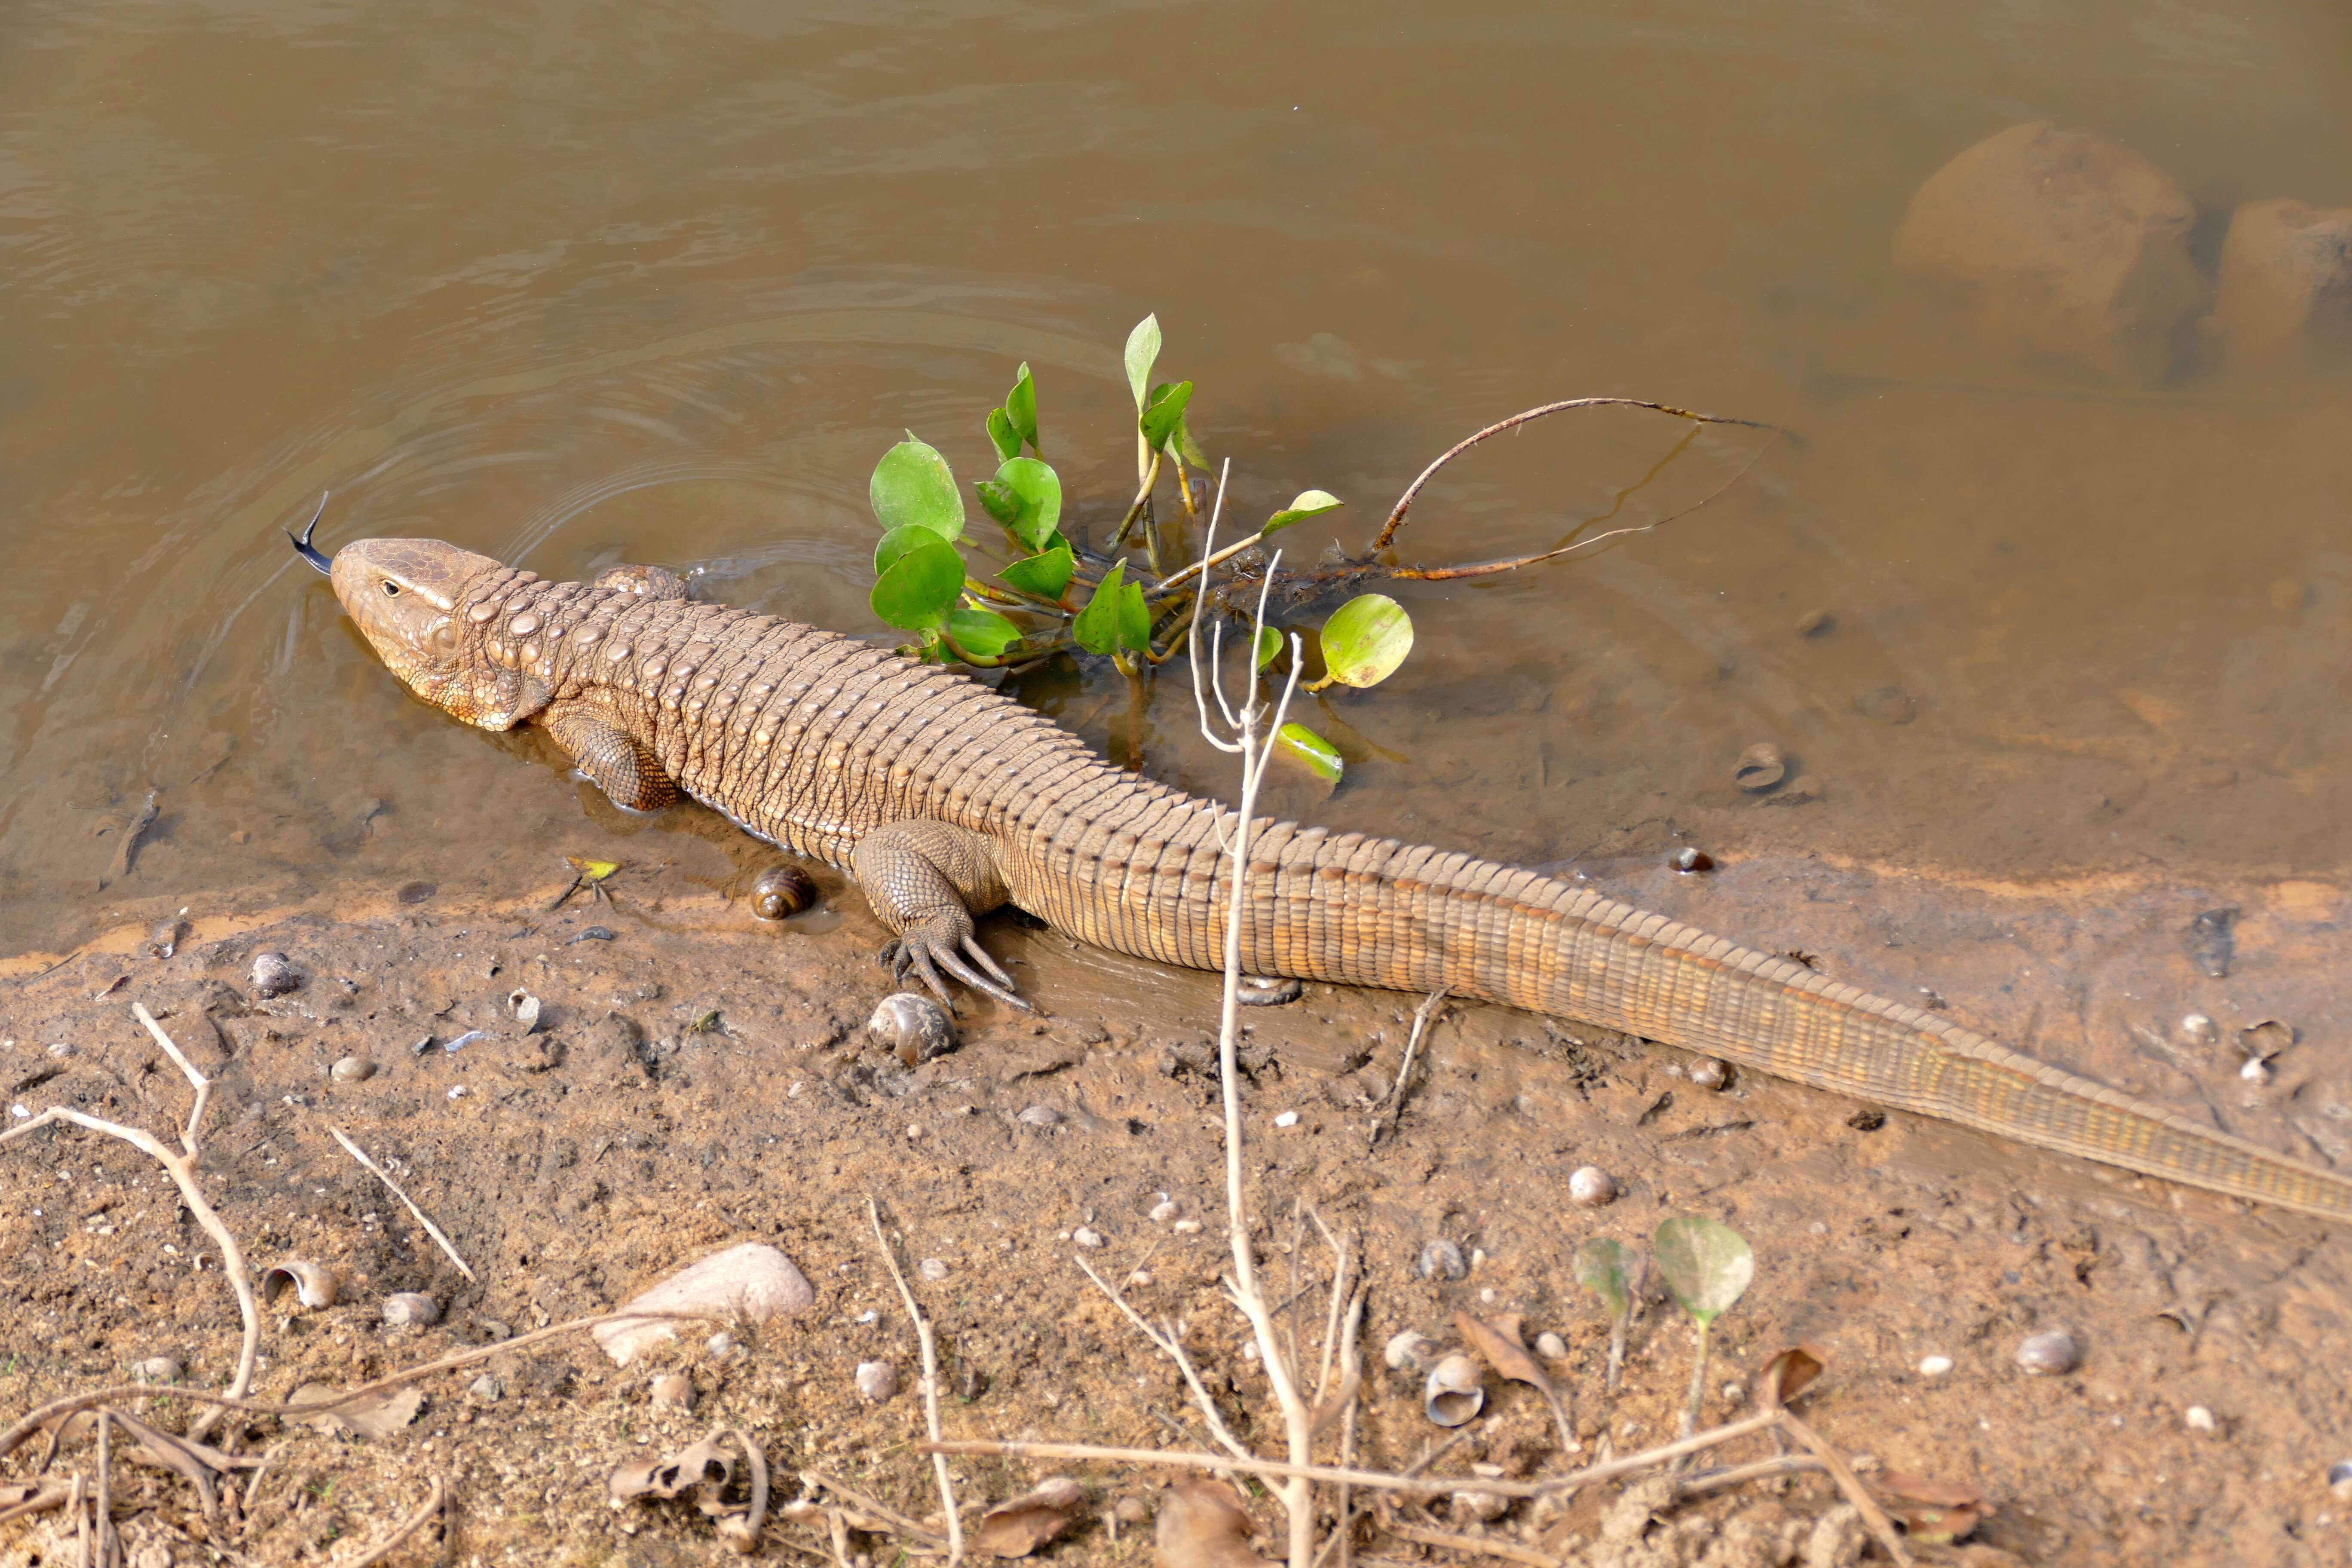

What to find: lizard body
left=311, top=535, right=2352, bottom=1220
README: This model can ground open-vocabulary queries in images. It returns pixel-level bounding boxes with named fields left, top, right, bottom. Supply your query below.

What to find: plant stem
left=1606, top=1311, right=1627, bottom=1394
left=1681, top=1319, right=1711, bottom=1445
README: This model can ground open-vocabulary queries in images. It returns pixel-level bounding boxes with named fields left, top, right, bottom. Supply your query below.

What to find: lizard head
left=314, top=533, right=551, bottom=730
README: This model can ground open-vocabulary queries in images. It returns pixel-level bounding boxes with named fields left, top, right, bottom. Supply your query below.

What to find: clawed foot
left=877, top=914, right=1032, bottom=1013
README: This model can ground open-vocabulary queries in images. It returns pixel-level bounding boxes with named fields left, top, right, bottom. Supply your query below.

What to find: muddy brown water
left=3, top=1, right=2351, bottom=1563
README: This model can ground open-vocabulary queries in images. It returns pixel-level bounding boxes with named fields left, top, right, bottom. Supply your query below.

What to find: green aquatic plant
left=1653, top=1215, right=1754, bottom=1442
left=861, top=315, right=1773, bottom=781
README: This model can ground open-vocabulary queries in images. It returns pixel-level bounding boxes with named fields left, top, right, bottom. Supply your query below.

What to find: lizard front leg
left=541, top=699, right=677, bottom=812
left=851, top=819, right=1028, bottom=1011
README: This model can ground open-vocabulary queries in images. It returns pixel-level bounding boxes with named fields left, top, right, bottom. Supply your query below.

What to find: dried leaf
left=1887, top=1501, right=1983, bottom=1544
left=1454, top=1311, right=1555, bottom=1397
left=974, top=1475, right=1085, bottom=1558
left=1155, top=1480, right=1275, bottom=1568
left=567, top=856, right=621, bottom=882
left=1758, top=1345, right=1824, bottom=1409
left=593, top=1241, right=816, bottom=1366
left=609, top=1436, right=733, bottom=1507
left=1874, top=1468, right=1984, bottom=1509
left=287, top=1382, right=425, bottom=1440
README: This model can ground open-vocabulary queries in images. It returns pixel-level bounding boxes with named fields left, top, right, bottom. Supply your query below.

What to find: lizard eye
left=381, top=580, right=402, bottom=597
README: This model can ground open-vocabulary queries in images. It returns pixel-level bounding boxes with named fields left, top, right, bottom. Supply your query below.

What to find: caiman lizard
left=294, top=529, right=2352, bottom=1221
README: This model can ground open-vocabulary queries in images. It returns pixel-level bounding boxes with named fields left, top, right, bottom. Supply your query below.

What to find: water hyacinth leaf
left=1253, top=625, right=1282, bottom=671
left=1140, top=380, right=1193, bottom=453
left=947, top=607, right=1023, bottom=659
left=989, top=457, right=1063, bottom=551
left=1071, top=560, right=1131, bottom=655
left=869, top=435, right=963, bottom=540
left=1274, top=722, right=1343, bottom=784
left=1319, top=594, right=1414, bottom=688
left=873, top=524, right=940, bottom=577
left=1264, top=489, right=1343, bottom=535
left=869, top=536, right=966, bottom=631
left=975, top=478, right=1021, bottom=529
left=1124, top=314, right=1162, bottom=411
left=1173, top=412, right=1210, bottom=469
left=1653, top=1216, right=1753, bottom=1326
left=1115, top=575, right=1152, bottom=652
left=1573, top=1237, right=1635, bottom=1320
left=1005, top=362, right=1039, bottom=452
left=985, top=406, right=1021, bottom=463
left=999, top=543, right=1076, bottom=600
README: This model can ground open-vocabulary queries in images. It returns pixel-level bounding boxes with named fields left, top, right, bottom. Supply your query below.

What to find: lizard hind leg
left=851, top=819, right=1029, bottom=1012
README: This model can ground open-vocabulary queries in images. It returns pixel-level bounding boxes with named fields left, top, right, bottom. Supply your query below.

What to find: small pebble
left=2240, top=1057, right=2272, bottom=1086
left=395, top=880, right=436, bottom=905
left=330, top=1057, right=375, bottom=1083
left=1689, top=1057, right=1731, bottom=1091
left=250, top=952, right=301, bottom=998
left=1073, top=1228, right=1104, bottom=1249
left=1671, top=846, right=1714, bottom=873
left=1795, top=609, right=1834, bottom=637
left=706, top=1332, right=736, bottom=1357
left=2185, top=1406, right=2217, bottom=1433
left=1113, top=1495, right=1150, bottom=1526
left=918, top=1258, right=949, bottom=1282
left=1171, top=1219, right=1203, bottom=1234
left=1126, top=1268, right=1153, bottom=1287
left=649, top=1373, right=695, bottom=1410
left=2180, top=1013, right=2219, bottom=1047
left=1917, top=1355, right=1953, bottom=1378
left=1236, top=975, right=1303, bottom=1006
left=1535, top=1332, right=1568, bottom=1360
left=446, top=1085, right=468, bottom=1100
left=132, top=1356, right=183, bottom=1384
left=1149, top=1198, right=1181, bottom=1224
left=1016, top=1104, right=1062, bottom=1128
left=1273, top=1110, right=1300, bottom=1128
left=382, top=1292, right=441, bottom=1329
left=477, top=1319, right=513, bottom=1341
left=1721, top=1381, right=1747, bottom=1406
left=1569, top=1166, right=1617, bottom=1207
left=569, top=925, right=615, bottom=944
left=2328, top=1460, right=2352, bottom=1491
left=467, top=1374, right=502, bottom=1405
left=1418, top=1240, right=1468, bottom=1281
left=2015, top=1331, right=2080, bottom=1377
left=855, top=1360, right=899, bottom=1403
left=1451, top=1488, right=1509, bottom=1523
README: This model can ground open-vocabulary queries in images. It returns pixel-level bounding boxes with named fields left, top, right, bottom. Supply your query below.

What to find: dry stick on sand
left=1368, top=988, right=1449, bottom=1148
left=325, top=1123, right=477, bottom=1282
left=339, top=1477, right=446, bottom=1568
left=866, top=1197, right=963, bottom=1566
left=0, top=1004, right=259, bottom=1446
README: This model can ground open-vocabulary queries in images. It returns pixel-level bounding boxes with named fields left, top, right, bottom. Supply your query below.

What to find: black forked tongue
left=286, top=492, right=333, bottom=576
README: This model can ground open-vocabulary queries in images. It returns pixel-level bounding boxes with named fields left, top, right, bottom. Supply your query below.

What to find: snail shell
left=751, top=864, right=817, bottom=921
left=1733, top=742, right=1787, bottom=793
left=1384, top=1329, right=1436, bottom=1371
left=1424, top=1354, right=1485, bottom=1427
left=251, top=951, right=301, bottom=998
left=1236, top=975, right=1302, bottom=1006
left=868, top=992, right=954, bottom=1067
left=382, top=1292, right=441, bottom=1329
left=260, top=1259, right=339, bottom=1311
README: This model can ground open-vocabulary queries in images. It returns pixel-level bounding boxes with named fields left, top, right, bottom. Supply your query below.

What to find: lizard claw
left=876, top=919, right=1034, bottom=1014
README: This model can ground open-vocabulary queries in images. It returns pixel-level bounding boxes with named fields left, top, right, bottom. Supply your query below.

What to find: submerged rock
left=2213, top=199, right=2352, bottom=366
left=1894, top=121, right=2206, bottom=382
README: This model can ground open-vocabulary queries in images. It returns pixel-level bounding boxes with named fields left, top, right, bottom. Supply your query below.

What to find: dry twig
left=866, top=1197, right=962, bottom=1565
left=325, top=1124, right=477, bottom=1282
left=1383, top=1521, right=1563, bottom=1568
left=338, top=1477, right=445, bottom=1568
left=1369, top=988, right=1449, bottom=1148
left=0, top=1005, right=258, bottom=1444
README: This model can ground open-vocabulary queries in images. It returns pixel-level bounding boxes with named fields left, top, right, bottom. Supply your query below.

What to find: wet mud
left=4, top=846, right=2350, bottom=1565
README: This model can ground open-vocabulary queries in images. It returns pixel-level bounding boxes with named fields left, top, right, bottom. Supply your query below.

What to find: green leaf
left=868, top=536, right=966, bottom=631
left=1264, top=489, right=1343, bottom=535
left=874, top=524, right=941, bottom=577
left=1124, top=314, right=1162, bottom=412
left=1115, top=576, right=1151, bottom=652
left=869, top=436, right=963, bottom=541
left=1652, top=1217, right=1754, bottom=1326
left=1005, top=362, right=1039, bottom=452
left=1274, top=722, right=1343, bottom=784
left=1139, top=380, right=1193, bottom=453
left=1253, top=625, right=1282, bottom=671
left=1174, top=412, right=1209, bottom=469
left=1573, top=1238, right=1636, bottom=1322
left=985, top=407, right=1020, bottom=463
left=947, top=607, right=1023, bottom=659
left=1071, top=560, right=1127, bottom=655
left=983, top=457, right=1062, bottom=552
left=998, top=544, right=1075, bottom=600
left=1318, top=594, right=1414, bottom=688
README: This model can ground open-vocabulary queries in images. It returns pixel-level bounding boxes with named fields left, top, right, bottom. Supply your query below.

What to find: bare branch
left=339, top=1477, right=445, bottom=1568
left=1074, top=1253, right=1251, bottom=1464
left=867, top=1197, right=963, bottom=1567
left=1368, top=397, right=1779, bottom=556
left=131, top=1003, right=208, bottom=1158
left=1369, top=989, right=1449, bottom=1148
left=326, top=1125, right=476, bottom=1283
